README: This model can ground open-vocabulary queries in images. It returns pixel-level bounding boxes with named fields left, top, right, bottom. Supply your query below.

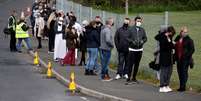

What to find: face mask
left=96, top=21, right=100, bottom=24
left=111, top=23, right=114, bottom=26
left=123, top=23, right=129, bottom=28
left=182, top=33, right=188, bottom=37
left=58, top=21, right=63, bottom=25
left=168, top=34, right=172, bottom=38
left=136, top=22, right=142, bottom=27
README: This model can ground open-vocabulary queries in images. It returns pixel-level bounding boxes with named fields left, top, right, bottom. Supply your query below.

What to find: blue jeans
left=86, top=48, right=98, bottom=70
left=16, top=38, right=32, bottom=51
left=100, top=49, right=111, bottom=79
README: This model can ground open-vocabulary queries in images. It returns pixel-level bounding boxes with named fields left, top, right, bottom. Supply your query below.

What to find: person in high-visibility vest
left=16, top=17, right=32, bottom=53
left=8, top=10, right=17, bottom=52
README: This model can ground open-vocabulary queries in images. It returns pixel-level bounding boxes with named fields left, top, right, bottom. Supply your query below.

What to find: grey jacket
left=100, top=26, right=114, bottom=51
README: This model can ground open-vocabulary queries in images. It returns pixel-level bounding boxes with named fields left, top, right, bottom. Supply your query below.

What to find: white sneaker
left=159, top=87, right=168, bottom=93
left=123, top=74, right=128, bottom=79
left=166, top=86, right=172, bottom=92
left=115, top=74, right=121, bottom=80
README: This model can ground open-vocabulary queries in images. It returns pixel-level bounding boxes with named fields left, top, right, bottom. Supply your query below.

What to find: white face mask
left=58, top=21, right=63, bottom=25
left=136, top=22, right=142, bottom=27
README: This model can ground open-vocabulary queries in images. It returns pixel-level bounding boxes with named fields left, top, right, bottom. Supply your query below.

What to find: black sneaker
left=85, top=69, right=90, bottom=75
left=125, top=80, right=133, bottom=85
left=18, top=51, right=22, bottom=53
left=37, top=46, right=42, bottom=49
left=177, top=88, right=186, bottom=92
left=28, top=48, right=33, bottom=51
left=89, top=70, right=97, bottom=76
left=131, top=79, right=140, bottom=84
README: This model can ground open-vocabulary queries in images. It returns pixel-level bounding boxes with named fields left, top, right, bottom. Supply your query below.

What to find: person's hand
left=132, top=40, right=138, bottom=46
left=72, top=29, right=75, bottom=34
left=172, top=41, right=176, bottom=45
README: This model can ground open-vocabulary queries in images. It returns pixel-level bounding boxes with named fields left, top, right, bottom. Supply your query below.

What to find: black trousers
left=48, top=31, right=55, bottom=51
left=80, top=50, right=86, bottom=64
left=10, top=31, right=17, bottom=51
left=37, top=37, right=42, bottom=48
left=177, top=60, right=189, bottom=89
left=127, top=51, right=142, bottom=81
left=117, top=52, right=129, bottom=76
left=36, top=28, right=42, bottom=48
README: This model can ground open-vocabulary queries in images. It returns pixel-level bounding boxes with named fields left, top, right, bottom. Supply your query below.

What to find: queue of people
left=6, top=0, right=195, bottom=93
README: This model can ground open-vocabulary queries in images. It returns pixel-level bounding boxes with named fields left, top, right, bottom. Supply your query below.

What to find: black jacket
left=155, top=33, right=174, bottom=66
left=86, top=26, right=100, bottom=48
left=54, top=22, right=65, bottom=34
left=79, top=29, right=87, bottom=51
left=8, top=15, right=16, bottom=32
left=95, top=22, right=103, bottom=47
left=174, top=35, right=195, bottom=61
left=127, top=26, right=147, bottom=49
left=114, top=26, right=130, bottom=52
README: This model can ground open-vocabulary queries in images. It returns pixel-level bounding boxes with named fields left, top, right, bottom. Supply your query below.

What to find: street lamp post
left=125, top=0, right=128, bottom=16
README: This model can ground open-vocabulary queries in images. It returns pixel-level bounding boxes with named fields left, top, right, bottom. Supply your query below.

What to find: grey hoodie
left=100, top=25, right=114, bottom=51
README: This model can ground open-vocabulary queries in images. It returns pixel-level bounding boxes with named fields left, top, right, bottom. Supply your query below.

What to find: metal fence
left=56, top=0, right=168, bottom=70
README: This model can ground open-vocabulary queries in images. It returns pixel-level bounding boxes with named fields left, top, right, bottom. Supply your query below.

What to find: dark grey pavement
left=35, top=45, right=201, bottom=101
left=0, top=37, right=99, bottom=101
left=0, top=0, right=99, bottom=101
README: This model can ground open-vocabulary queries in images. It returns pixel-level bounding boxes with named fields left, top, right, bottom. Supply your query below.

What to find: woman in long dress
left=53, top=17, right=66, bottom=61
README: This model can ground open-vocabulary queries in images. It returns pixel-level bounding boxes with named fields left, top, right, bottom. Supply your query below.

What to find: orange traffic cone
left=33, top=51, right=39, bottom=66
left=46, top=61, right=53, bottom=78
left=69, top=72, right=76, bottom=93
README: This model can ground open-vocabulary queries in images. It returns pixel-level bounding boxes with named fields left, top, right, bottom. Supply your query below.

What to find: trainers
left=159, top=87, right=168, bottom=93
left=123, top=74, right=128, bottom=79
left=89, top=70, right=97, bottom=76
left=125, top=80, right=133, bottom=85
left=18, top=51, right=22, bottom=53
left=102, top=75, right=113, bottom=81
left=131, top=79, right=139, bottom=84
left=54, top=59, right=59, bottom=62
left=48, top=51, right=54, bottom=54
left=165, top=86, right=172, bottom=92
left=85, top=69, right=90, bottom=75
left=177, top=88, right=186, bottom=92
left=115, top=74, right=121, bottom=80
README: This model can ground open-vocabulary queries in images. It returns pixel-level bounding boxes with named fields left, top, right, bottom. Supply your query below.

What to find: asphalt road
left=0, top=0, right=99, bottom=101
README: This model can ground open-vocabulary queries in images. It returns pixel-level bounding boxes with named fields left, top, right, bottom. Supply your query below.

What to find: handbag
left=3, top=27, right=11, bottom=35
left=149, top=59, right=160, bottom=71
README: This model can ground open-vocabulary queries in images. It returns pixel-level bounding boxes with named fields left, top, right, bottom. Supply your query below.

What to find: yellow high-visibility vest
left=16, top=22, right=29, bottom=38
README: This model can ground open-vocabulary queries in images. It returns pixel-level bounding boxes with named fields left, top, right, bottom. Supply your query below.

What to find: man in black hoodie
left=126, top=16, right=147, bottom=84
left=114, top=18, right=130, bottom=80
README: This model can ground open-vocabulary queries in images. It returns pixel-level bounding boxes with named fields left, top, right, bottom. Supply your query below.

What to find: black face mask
left=123, top=23, right=129, bottom=28
left=96, top=21, right=101, bottom=25
left=111, top=23, right=114, bottom=26
left=168, top=34, right=173, bottom=39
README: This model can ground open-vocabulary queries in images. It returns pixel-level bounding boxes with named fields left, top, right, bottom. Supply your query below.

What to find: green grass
left=109, top=11, right=201, bottom=93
